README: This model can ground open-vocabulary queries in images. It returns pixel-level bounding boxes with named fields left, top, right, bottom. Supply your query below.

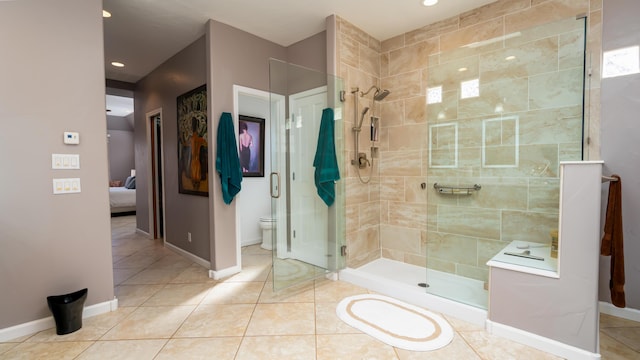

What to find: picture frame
left=177, top=84, right=208, bottom=196
left=238, top=115, right=265, bottom=177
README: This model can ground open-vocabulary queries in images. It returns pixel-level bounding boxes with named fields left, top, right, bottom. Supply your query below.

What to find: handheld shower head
left=356, top=107, right=370, bottom=130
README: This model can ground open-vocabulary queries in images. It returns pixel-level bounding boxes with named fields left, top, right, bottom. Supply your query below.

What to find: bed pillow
left=124, top=176, right=136, bottom=189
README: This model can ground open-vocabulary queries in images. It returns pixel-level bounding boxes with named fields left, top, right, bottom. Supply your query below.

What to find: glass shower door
left=424, top=16, right=587, bottom=308
left=269, top=59, right=345, bottom=291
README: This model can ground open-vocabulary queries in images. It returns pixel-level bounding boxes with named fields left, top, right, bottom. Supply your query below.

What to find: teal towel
left=215, top=112, right=242, bottom=204
left=313, top=108, right=340, bottom=206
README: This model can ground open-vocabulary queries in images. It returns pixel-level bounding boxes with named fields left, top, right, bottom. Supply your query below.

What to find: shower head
left=360, top=85, right=390, bottom=101
left=373, top=89, right=390, bottom=101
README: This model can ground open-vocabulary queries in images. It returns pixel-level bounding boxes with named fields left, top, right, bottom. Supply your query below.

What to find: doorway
left=148, top=110, right=165, bottom=239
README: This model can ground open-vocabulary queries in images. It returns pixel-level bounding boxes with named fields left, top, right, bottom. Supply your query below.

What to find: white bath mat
left=336, top=294, right=454, bottom=351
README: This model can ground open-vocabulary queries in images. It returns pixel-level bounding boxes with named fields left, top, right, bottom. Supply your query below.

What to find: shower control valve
left=357, top=153, right=369, bottom=169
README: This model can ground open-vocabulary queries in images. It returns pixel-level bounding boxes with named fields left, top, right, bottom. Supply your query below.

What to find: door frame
left=146, top=108, right=166, bottom=240
left=232, top=85, right=285, bottom=268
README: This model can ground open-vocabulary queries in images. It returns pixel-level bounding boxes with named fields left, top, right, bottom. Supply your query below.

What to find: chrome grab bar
left=433, top=183, right=481, bottom=195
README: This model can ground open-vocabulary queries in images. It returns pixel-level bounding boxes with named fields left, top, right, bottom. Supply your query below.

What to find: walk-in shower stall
left=268, top=14, right=588, bottom=319
left=341, top=15, right=588, bottom=317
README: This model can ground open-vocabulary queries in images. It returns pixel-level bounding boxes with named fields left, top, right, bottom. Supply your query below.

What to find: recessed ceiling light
left=111, top=61, right=125, bottom=68
left=423, top=0, right=438, bottom=6
left=102, top=10, right=111, bottom=18
left=505, top=55, right=516, bottom=61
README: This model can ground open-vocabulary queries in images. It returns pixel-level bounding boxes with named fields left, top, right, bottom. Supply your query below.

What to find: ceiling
left=102, top=0, right=497, bottom=84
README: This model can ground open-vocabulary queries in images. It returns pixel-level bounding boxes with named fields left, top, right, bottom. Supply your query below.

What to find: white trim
left=135, top=228, right=151, bottom=238
left=209, top=265, right=242, bottom=280
left=486, top=320, right=601, bottom=360
left=145, top=108, right=165, bottom=240
left=599, top=301, right=640, bottom=322
left=164, top=241, right=211, bottom=269
left=0, top=298, right=118, bottom=342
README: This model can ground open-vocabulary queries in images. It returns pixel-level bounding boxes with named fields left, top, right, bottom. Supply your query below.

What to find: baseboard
left=241, top=239, right=262, bottom=247
left=164, top=241, right=211, bottom=269
left=209, top=265, right=241, bottom=280
left=135, top=228, right=150, bottom=238
left=599, top=301, right=640, bottom=322
left=0, top=298, right=118, bottom=342
left=486, top=320, right=601, bottom=359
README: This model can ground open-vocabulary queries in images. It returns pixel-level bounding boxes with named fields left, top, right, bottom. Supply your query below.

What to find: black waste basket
left=46, top=288, right=88, bottom=335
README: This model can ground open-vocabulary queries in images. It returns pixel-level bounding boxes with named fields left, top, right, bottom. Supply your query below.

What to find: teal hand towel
left=216, top=112, right=242, bottom=204
left=313, top=108, right=340, bottom=206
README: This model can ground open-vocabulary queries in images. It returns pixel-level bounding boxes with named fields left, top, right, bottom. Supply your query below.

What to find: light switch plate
left=52, top=154, right=80, bottom=169
left=53, top=178, right=81, bottom=194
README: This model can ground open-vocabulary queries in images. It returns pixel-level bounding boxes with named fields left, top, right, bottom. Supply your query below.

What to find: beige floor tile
left=0, top=343, right=18, bottom=355
left=442, top=314, right=485, bottom=332
left=245, top=303, right=315, bottom=336
left=147, top=254, right=194, bottom=270
left=600, top=326, right=640, bottom=352
left=395, top=334, right=481, bottom=359
left=76, top=339, right=166, bottom=360
left=27, top=307, right=136, bottom=342
left=316, top=333, right=399, bottom=360
left=315, top=301, right=361, bottom=334
left=200, top=281, right=264, bottom=304
left=223, top=264, right=271, bottom=282
left=174, top=304, right=255, bottom=337
left=113, top=267, right=144, bottom=285
left=235, top=335, right=316, bottom=360
left=242, top=244, right=272, bottom=256
left=600, top=313, right=640, bottom=328
left=259, top=280, right=315, bottom=303
left=241, top=253, right=273, bottom=267
left=101, top=305, right=195, bottom=340
left=121, top=267, right=184, bottom=285
left=313, top=280, right=369, bottom=302
left=142, top=283, right=213, bottom=306
left=459, top=330, right=563, bottom=360
left=155, top=337, right=242, bottom=360
left=599, top=331, right=640, bottom=359
left=115, top=284, right=164, bottom=307
left=170, top=264, right=216, bottom=284
left=0, top=341, right=92, bottom=360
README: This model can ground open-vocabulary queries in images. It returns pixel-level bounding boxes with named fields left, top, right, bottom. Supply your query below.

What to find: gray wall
left=599, top=0, right=640, bottom=310
left=135, top=36, right=210, bottom=259
left=489, top=163, right=602, bottom=353
left=0, top=0, right=114, bottom=328
left=107, top=129, right=135, bottom=183
left=207, top=20, right=289, bottom=270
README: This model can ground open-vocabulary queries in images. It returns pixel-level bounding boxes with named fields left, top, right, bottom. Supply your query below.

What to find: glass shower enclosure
left=268, top=59, right=346, bottom=291
left=424, top=16, right=587, bottom=308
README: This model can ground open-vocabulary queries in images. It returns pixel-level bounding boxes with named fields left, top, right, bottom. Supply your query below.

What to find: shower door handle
left=270, top=172, right=280, bottom=198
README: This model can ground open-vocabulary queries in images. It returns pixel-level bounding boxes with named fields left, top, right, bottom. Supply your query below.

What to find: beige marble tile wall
left=336, top=0, right=602, bottom=275
left=336, top=17, right=384, bottom=268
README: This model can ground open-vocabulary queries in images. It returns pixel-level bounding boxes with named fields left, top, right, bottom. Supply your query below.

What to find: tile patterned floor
left=1, top=215, right=639, bottom=359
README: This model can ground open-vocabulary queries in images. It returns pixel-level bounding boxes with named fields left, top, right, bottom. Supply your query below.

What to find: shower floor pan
left=339, top=258, right=488, bottom=327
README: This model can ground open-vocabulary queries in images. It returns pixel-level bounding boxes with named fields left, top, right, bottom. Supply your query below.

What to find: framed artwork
left=177, top=84, right=208, bottom=196
left=238, top=115, right=265, bottom=177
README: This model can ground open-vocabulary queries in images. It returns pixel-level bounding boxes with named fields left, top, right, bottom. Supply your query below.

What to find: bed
left=109, top=176, right=136, bottom=215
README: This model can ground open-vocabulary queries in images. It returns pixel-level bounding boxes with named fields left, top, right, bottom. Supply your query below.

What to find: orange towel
left=600, top=174, right=625, bottom=308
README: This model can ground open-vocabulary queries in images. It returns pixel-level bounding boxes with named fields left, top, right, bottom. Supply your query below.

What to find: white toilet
left=259, top=216, right=275, bottom=250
